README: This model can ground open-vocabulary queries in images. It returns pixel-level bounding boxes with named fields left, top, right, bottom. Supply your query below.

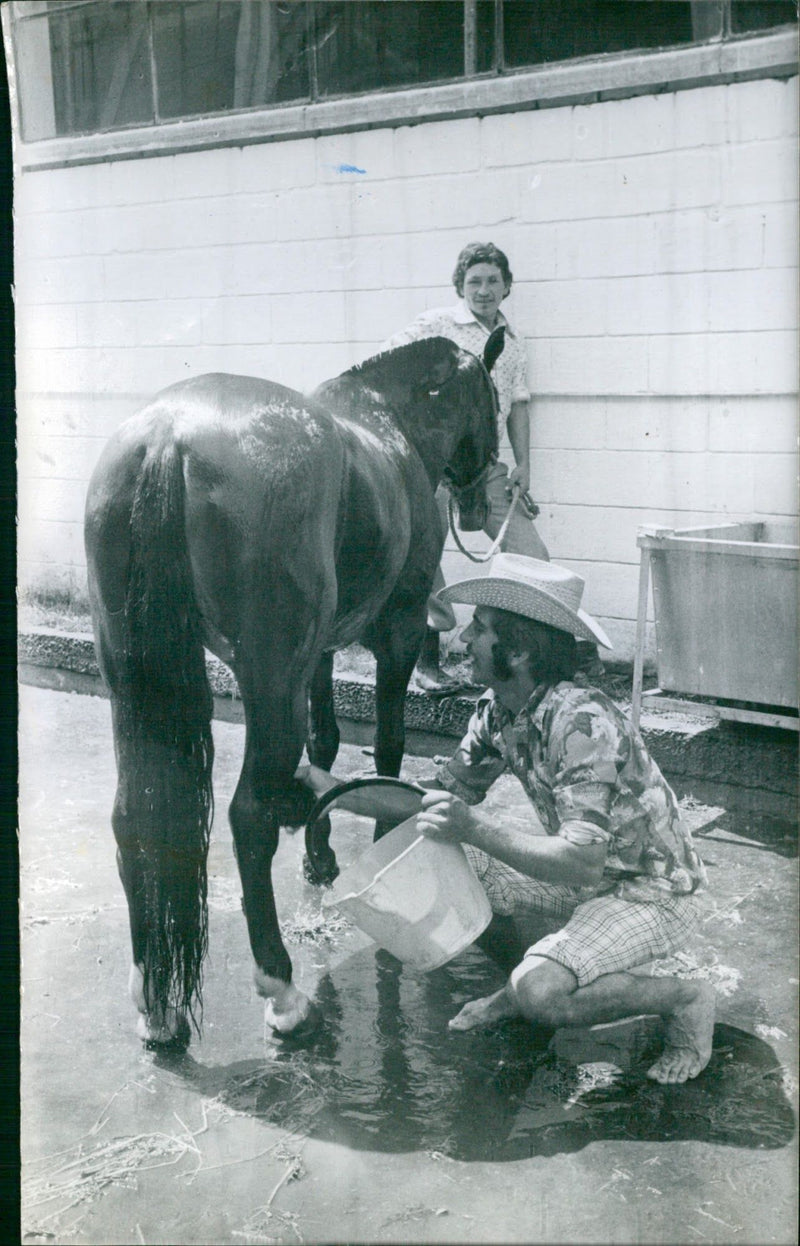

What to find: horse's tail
left=116, top=431, right=214, bottom=1033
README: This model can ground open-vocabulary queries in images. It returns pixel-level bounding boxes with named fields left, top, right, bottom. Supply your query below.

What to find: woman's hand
left=507, top=462, right=530, bottom=497
left=417, top=790, right=476, bottom=844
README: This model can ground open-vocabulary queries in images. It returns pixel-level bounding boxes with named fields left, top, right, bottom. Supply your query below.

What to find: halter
left=443, top=354, right=530, bottom=564
left=442, top=457, right=493, bottom=497
left=441, top=351, right=500, bottom=501
left=447, top=483, right=520, bottom=564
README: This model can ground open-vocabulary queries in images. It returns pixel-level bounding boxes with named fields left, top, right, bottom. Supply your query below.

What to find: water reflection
left=159, top=942, right=795, bottom=1160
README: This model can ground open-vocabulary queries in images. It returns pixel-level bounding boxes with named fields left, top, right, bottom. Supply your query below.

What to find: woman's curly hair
left=452, top=242, right=513, bottom=297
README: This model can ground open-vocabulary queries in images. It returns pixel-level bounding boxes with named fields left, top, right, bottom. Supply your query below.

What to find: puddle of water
left=147, top=803, right=797, bottom=1162
left=161, top=942, right=796, bottom=1163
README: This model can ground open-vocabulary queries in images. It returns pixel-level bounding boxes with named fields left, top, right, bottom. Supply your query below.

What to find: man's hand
left=294, top=764, right=338, bottom=798
left=417, top=790, right=477, bottom=844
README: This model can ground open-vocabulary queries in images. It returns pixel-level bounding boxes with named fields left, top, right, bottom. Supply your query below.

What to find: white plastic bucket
left=323, top=814, right=492, bottom=972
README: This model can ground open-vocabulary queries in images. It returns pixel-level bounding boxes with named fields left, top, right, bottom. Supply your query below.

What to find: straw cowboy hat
left=438, top=553, right=613, bottom=650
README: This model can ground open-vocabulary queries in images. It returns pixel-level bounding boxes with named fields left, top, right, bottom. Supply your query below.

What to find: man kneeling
left=416, top=553, right=714, bottom=1085
left=298, top=554, right=715, bottom=1084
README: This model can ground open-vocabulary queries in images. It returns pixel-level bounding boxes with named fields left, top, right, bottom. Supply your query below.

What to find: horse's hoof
left=303, top=851, right=339, bottom=886
left=263, top=986, right=320, bottom=1036
left=266, top=1000, right=323, bottom=1043
left=137, top=1012, right=191, bottom=1052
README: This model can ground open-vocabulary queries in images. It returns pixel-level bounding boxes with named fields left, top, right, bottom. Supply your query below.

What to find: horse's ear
left=483, top=325, right=506, bottom=374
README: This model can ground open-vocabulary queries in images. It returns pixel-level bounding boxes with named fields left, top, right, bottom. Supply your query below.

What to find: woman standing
left=383, top=241, right=549, bottom=690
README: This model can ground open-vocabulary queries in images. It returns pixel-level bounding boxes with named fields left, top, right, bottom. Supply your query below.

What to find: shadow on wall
left=158, top=944, right=796, bottom=1162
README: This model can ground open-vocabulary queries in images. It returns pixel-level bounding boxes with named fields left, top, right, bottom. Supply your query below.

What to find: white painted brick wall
left=482, top=107, right=574, bottom=167
left=537, top=335, right=652, bottom=393
left=725, top=75, right=798, bottom=144
left=315, top=130, right=395, bottom=184
left=553, top=216, right=656, bottom=279
left=762, top=201, right=800, bottom=268
left=603, top=398, right=710, bottom=453
left=343, top=288, right=421, bottom=344
left=707, top=395, right=797, bottom=454
left=653, top=206, right=767, bottom=274
left=22, top=477, right=88, bottom=524
left=647, top=329, right=798, bottom=394
left=600, top=93, right=674, bottom=157
left=14, top=75, right=798, bottom=665
left=722, top=138, right=799, bottom=206
left=394, top=119, right=481, bottom=177
left=232, top=140, right=317, bottom=193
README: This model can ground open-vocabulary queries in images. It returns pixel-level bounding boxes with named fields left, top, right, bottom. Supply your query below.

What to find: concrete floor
left=19, top=685, right=798, bottom=1245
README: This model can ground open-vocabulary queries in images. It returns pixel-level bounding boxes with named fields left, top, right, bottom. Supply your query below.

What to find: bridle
left=443, top=439, right=539, bottom=566
left=441, top=351, right=535, bottom=563
left=447, top=481, right=523, bottom=564
left=441, top=457, right=493, bottom=497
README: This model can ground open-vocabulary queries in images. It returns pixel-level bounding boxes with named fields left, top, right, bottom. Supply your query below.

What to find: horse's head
left=441, top=326, right=504, bottom=531
left=339, top=333, right=502, bottom=530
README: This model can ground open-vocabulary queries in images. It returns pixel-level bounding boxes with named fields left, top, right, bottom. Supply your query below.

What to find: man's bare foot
left=647, top=981, right=716, bottom=1084
left=412, top=667, right=464, bottom=695
left=448, top=985, right=521, bottom=1031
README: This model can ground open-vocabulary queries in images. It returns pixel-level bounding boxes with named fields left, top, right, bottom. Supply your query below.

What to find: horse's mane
left=347, top=336, right=461, bottom=388
left=317, top=335, right=497, bottom=470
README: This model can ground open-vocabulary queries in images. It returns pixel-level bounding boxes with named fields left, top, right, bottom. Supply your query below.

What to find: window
left=731, top=1, right=798, bottom=32
left=47, top=1, right=153, bottom=134
left=503, top=2, right=695, bottom=69
left=151, top=1, right=312, bottom=118
left=313, top=2, right=465, bottom=96
left=9, top=0, right=798, bottom=144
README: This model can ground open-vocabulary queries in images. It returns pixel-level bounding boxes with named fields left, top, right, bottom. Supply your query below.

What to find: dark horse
left=84, top=333, right=503, bottom=1047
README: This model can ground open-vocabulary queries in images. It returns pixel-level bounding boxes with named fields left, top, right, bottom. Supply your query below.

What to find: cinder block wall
left=15, top=76, right=798, bottom=659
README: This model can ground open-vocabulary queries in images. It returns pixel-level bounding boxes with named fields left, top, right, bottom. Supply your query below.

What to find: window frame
left=3, top=3, right=797, bottom=172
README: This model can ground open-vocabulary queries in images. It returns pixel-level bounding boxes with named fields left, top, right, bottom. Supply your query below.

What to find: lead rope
left=447, top=483, right=522, bottom=564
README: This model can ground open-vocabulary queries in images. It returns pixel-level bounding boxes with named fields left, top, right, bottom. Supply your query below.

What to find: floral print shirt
left=381, top=302, right=530, bottom=424
left=436, top=682, right=708, bottom=901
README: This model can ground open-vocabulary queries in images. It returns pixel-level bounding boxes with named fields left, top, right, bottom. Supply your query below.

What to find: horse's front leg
left=372, top=628, right=424, bottom=838
left=374, top=655, right=413, bottom=777
left=230, top=704, right=317, bottom=1035
left=307, top=649, right=340, bottom=770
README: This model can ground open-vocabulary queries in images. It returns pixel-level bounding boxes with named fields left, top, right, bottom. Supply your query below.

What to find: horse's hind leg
left=113, top=774, right=191, bottom=1048
left=230, top=673, right=318, bottom=1035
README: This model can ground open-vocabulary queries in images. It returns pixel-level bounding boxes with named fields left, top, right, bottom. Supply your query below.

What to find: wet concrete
left=20, top=686, right=798, bottom=1244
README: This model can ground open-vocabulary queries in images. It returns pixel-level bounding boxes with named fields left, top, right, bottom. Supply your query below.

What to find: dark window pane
left=476, top=1, right=498, bottom=72
left=40, top=1, right=154, bottom=137
left=152, top=1, right=311, bottom=120
left=313, top=1, right=463, bottom=96
left=504, top=1, right=694, bottom=68
left=731, top=2, right=798, bottom=33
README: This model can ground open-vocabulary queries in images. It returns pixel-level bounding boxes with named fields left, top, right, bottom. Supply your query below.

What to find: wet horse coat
left=85, top=335, right=502, bottom=1044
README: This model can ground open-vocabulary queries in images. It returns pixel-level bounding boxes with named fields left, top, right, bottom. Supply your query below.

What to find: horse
left=84, top=332, right=503, bottom=1049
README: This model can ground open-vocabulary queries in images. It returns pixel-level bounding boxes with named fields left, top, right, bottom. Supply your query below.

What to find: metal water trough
left=631, top=521, right=799, bottom=731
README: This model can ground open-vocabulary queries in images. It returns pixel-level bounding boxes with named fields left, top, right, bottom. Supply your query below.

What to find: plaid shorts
left=464, top=845, right=701, bottom=987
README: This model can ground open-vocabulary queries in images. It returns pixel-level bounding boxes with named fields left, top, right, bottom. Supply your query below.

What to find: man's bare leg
left=450, top=957, right=715, bottom=1085
left=448, top=982, right=521, bottom=1031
